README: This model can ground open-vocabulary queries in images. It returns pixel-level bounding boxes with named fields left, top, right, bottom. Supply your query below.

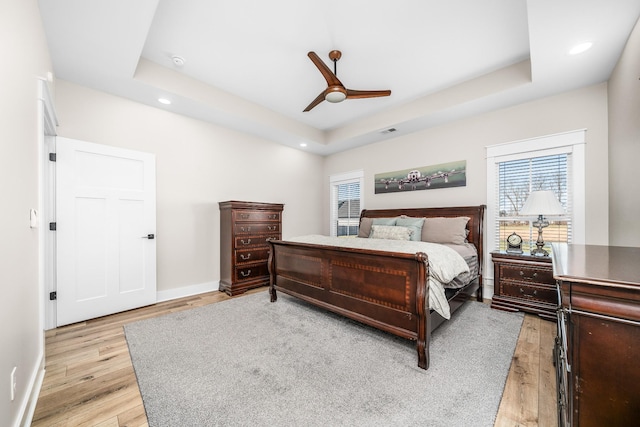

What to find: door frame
left=39, top=78, right=58, bottom=331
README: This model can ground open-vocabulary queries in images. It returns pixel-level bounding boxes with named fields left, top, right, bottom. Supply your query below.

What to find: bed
left=267, top=205, right=485, bottom=370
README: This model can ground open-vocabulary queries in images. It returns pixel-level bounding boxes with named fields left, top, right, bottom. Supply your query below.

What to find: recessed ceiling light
left=158, top=98, right=171, bottom=105
left=299, top=143, right=308, bottom=147
left=569, top=42, right=593, bottom=55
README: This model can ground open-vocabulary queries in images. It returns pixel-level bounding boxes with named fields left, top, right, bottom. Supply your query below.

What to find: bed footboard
left=268, top=240, right=431, bottom=369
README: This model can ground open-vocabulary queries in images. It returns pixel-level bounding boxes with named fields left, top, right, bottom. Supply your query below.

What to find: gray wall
left=1, top=0, right=52, bottom=424
left=608, top=18, right=640, bottom=247
left=322, top=83, right=610, bottom=298
left=323, top=84, right=610, bottom=245
left=55, top=80, right=325, bottom=294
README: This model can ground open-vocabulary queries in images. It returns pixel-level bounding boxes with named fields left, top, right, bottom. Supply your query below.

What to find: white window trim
left=329, top=170, right=364, bottom=237
left=484, top=129, right=586, bottom=297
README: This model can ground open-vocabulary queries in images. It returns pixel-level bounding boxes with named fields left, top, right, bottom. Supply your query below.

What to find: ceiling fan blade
left=346, top=89, right=391, bottom=99
left=307, top=51, right=343, bottom=87
left=303, top=90, right=327, bottom=112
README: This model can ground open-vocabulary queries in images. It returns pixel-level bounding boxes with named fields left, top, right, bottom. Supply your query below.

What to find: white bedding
left=286, top=235, right=471, bottom=319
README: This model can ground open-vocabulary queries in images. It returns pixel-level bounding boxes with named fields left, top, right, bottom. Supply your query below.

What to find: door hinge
left=49, top=291, right=57, bottom=301
left=49, top=153, right=56, bottom=162
left=49, top=222, right=56, bottom=231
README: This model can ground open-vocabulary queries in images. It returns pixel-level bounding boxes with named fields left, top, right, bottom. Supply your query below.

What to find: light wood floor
left=32, top=290, right=557, bottom=427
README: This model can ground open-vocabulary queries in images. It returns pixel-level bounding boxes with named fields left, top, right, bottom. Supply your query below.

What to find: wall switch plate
left=10, top=366, right=16, bottom=401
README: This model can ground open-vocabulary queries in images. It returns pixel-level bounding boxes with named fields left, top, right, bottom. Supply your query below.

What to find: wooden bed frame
left=267, top=205, right=485, bottom=370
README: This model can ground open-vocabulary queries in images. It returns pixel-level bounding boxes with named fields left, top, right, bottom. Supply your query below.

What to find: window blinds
left=330, top=171, right=363, bottom=237
left=496, top=154, right=571, bottom=251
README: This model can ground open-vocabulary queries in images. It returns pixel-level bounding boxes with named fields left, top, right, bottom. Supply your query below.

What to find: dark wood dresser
left=552, top=244, right=640, bottom=427
left=491, top=251, right=556, bottom=320
left=219, top=201, right=283, bottom=296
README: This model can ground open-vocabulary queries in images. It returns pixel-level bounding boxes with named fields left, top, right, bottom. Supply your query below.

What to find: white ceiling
left=38, top=0, right=640, bottom=155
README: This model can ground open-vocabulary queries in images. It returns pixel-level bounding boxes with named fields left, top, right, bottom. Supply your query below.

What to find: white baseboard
left=15, top=352, right=45, bottom=427
left=483, top=279, right=495, bottom=300
left=156, top=281, right=219, bottom=303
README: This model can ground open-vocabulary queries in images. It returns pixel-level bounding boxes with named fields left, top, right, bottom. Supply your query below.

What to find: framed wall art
left=375, top=160, right=466, bottom=194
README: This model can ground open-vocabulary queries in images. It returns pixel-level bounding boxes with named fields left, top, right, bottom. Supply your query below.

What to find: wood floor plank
left=494, top=315, right=543, bottom=427
left=34, top=290, right=555, bottom=426
left=537, top=319, right=558, bottom=426
left=116, top=404, right=148, bottom=427
left=33, top=366, right=138, bottom=422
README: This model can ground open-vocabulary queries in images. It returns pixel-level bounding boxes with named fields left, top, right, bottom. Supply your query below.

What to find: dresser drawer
left=234, top=210, right=281, bottom=222
left=499, top=263, right=554, bottom=284
left=234, top=263, right=270, bottom=282
left=234, top=222, right=280, bottom=235
left=500, top=281, right=557, bottom=304
left=235, top=247, right=270, bottom=264
left=234, top=234, right=280, bottom=248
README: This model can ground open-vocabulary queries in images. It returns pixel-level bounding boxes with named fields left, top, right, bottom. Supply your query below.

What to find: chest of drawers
left=491, top=251, right=556, bottom=320
left=219, top=201, right=284, bottom=296
left=553, top=244, right=640, bottom=427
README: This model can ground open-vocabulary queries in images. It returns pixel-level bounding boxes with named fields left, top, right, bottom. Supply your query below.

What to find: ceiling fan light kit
left=325, top=87, right=347, bottom=103
left=304, top=50, right=391, bottom=111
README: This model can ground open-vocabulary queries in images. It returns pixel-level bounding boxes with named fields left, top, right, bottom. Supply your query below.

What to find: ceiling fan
left=303, top=50, right=391, bottom=112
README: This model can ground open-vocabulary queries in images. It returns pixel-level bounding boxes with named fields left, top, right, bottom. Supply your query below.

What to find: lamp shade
left=520, top=190, right=565, bottom=216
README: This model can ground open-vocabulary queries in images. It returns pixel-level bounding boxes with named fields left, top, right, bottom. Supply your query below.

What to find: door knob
left=141, top=234, right=155, bottom=239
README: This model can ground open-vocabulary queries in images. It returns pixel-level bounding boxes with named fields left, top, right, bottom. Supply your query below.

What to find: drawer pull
left=519, top=288, right=538, bottom=297
left=268, top=225, right=277, bottom=231
left=240, top=214, right=250, bottom=219
left=240, top=253, right=251, bottom=260
left=240, top=226, right=251, bottom=232
left=240, top=269, right=252, bottom=277
left=240, top=238, right=252, bottom=245
left=519, top=271, right=538, bottom=280
left=268, top=214, right=277, bottom=219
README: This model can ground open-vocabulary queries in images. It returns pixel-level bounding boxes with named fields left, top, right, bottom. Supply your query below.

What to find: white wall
left=0, top=0, right=52, bottom=425
left=608, top=18, right=640, bottom=247
left=54, top=81, right=325, bottom=294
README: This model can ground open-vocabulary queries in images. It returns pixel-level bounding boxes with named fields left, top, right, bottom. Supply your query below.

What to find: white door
left=56, top=137, right=156, bottom=326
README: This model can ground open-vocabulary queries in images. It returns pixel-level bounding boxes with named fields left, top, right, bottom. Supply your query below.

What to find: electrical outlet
left=10, top=367, right=16, bottom=401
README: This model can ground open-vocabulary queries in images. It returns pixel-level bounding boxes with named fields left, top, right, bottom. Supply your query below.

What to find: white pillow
left=370, top=225, right=413, bottom=241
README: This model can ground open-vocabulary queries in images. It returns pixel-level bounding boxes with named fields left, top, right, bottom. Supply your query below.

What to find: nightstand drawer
left=500, top=281, right=557, bottom=304
left=499, top=264, right=554, bottom=284
left=491, top=251, right=555, bottom=320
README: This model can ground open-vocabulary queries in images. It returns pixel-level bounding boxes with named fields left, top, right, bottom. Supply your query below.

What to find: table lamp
left=520, top=190, right=565, bottom=256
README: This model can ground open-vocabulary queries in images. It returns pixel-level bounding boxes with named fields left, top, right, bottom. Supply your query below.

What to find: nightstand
left=491, top=251, right=556, bottom=321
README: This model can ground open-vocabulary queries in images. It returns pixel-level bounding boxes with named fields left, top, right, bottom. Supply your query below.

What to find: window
left=330, top=170, right=364, bottom=237
left=496, top=154, right=571, bottom=252
left=486, top=130, right=586, bottom=256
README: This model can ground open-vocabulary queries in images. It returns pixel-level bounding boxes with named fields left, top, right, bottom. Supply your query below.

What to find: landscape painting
left=375, top=160, right=466, bottom=194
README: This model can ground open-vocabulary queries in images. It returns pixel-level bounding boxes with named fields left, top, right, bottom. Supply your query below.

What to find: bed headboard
left=359, top=205, right=486, bottom=273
